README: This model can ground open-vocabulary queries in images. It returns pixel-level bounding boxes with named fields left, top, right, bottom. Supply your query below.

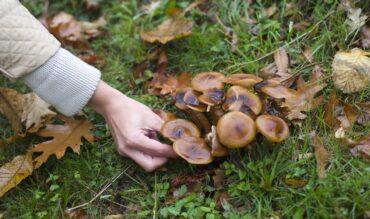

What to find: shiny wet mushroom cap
left=183, top=89, right=207, bottom=112
left=256, top=115, right=290, bottom=142
left=222, top=85, right=262, bottom=115
left=173, top=136, right=214, bottom=164
left=198, top=89, right=225, bottom=106
left=161, top=119, right=200, bottom=142
left=216, top=111, right=256, bottom=148
left=224, top=73, right=263, bottom=88
left=174, top=87, right=192, bottom=110
left=191, top=72, right=225, bottom=92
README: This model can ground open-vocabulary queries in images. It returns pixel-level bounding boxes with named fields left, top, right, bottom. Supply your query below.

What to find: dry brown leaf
left=349, top=135, right=369, bottom=161
left=310, top=132, right=330, bottom=179
left=78, top=54, right=100, bottom=65
left=0, top=153, right=33, bottom=197
left=274, top=47, right=289, bottom=77
left=302, top=45, right=313, bottom=63
left=332, top=48, right=370, bottom=93
left=85, top=0, right=99, bottom=11
left=46, top=12, right=106, bottom=49
left=284, top=178, right=308, bottom=188
left=64, top=209, right=88, bottom=219
left=32, top=115, right=94, bottom=169
left=360, top=26, right=370, bottom=49
left=265, top=3, right=277, bottom=18
left=0, top=88, right=56, bottom=134
left=140, top=17, right=194, bottom=44
left=345, top=7, right=367, bottom=32
left=323, top=91, right=358, bottom=130
left=357, top=102, right=370, bottom=126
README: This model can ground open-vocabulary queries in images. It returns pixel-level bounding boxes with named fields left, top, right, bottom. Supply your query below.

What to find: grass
left=0, top=0, right=369, bottom=218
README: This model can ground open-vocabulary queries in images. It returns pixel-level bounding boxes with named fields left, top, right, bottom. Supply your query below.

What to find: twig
left=66, top=165, right=132, bottom=212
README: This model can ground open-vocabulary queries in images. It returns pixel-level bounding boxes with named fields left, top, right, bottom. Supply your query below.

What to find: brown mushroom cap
left=183, top=89, right=207, bottom=112
left=216, top=111, right=256, bottom=148
left=224, top=73, right=263, bottom=88
left=206, top=126, right=228, bottom=157
left=222, top=85, right=262, bottom=115
left=198, top=89, right=225, bottom=106
left=191, top=72, right=225, bottom=92
left=161, top=119, right=200, bottom=142
left=173, top=136, right=214, bottom=164
left=152, top=109, right=176, bottom=122
left=256, top=115, right=290, bottom=142
left=174, top=87, right=192, bottom=110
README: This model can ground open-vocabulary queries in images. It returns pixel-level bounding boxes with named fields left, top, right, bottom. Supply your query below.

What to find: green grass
left=1, top=0, right=369, bottom=218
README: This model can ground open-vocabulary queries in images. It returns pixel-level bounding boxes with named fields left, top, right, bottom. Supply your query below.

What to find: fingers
left=148, top=114, right=164, bottom=132
left=124, top=147, right=168, bottom=172
left=131, top=135, right=178, bottom=158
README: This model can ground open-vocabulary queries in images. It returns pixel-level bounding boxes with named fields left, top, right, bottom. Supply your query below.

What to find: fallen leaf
left=310, top=132, right=330, bottom=179
left=32, top=115, right=94, bottom=169
left=360, top=25, right=370, bottom=49
left=332, top=48, right=370, bottom=93
left=78, top=54, right=100, bottom=65
left=274, top=47, right=289, bottom=77
left=357, top=102, right=370, bottom=126
left=102, top=215, right=124, bottom=219
left=345, top=7, right=367, bottom=32
left=64, top=209, right=88, bottom=219
left=302, top=45, right=313, bottom=63
left=349, top=135, right=369, bottom=161
left=85, top=0, right=99, bottom=11
left=0, top=88, right=56, bottom=134
left=323, top=91, right=358, bottom=130
left=265, top=3, right=277, bottom=18
left=212, top=166, right=225, bottom=189
left=284, top=178, right=308, bottom=188
left=0, top=153, right=33, bottom=197
left=140, top=17, right=194, bottom=44
left=46, top=12, right=106, bottom=49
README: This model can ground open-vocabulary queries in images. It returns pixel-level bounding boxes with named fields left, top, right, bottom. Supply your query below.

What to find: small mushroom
left=191, top=72, right=225, bottom=92
left=198, top=89, right=225, bottom=106
left=216, top=111, right=256, bottom=148
left=256, top=115, right=290, bottom=142
left=152, top=109, right=176, bottom=122
left=174, top=87, right=192, bottom=110
left=222, top=85, right=262, bottom=115
left=224, top=73, right=263, bottom=88
left=206, top=126, right=228, bottom=157
left=209, top=106, right=226, bottom=124
left=183, top=89, right=207, bottom=112
left=161, top=119, right=200, bottom=142
left=173, top=136, right=214, bottom=164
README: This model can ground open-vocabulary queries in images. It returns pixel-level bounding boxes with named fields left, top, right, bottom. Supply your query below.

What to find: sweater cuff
left=21, top=48, right=101, bottom=116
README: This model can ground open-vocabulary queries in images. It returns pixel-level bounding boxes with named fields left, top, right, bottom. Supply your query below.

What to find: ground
left=0, top=0, right=369, bottom=218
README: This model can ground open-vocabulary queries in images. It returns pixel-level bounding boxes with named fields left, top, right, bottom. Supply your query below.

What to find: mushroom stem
left=184, top=109, right=211, bottom=134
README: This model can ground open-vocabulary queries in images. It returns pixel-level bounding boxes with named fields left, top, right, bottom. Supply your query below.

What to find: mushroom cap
left=161, top=119, right=200, bottom=142
left=224, top=73, right=263, bottom=88
left=174, top=87, right=192, bottom=110
left=191, top=72, right=225, bottom=92
left=173, top=136, right=214, bottom=164
left=198, top=89, right=225, bottom=106
left=222, top=85, right=262, bottom=115
left=216, top=111, right=256, bottom=148
left=183, top=89, right=207, bottom=112
left=152, top=109, right=176, bottom=122
left=256, top=115, right=290, bottom=142
left=206, top=126, right=228, bottom=157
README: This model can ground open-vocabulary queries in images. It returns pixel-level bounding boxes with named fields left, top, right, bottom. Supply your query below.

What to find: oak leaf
left=140, top=17, right=194, bottom=44
left=0, top=153, right=33, bottom=197
left=0, top=88, right=56, bottom=134
left=32, top=116, right=94, bottom=169
left=332, top=48, right=370, bottom=93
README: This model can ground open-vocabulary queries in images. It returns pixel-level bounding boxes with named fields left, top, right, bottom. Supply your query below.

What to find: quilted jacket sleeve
left=0, top=0, right=60, bottom=79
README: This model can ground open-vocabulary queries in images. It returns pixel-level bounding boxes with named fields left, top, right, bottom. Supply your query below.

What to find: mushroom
left=224, top=73, right=263, bottom=88
left=173, top=136, right=214, bottom=164
left=256, top=115, right=290, bottom=142
left=206, top=126, right=228, bottom=157
left=260, top=83, right=297, bottom=99
left=222, top=85, right=262, bottom=115
left=216, top=111, right=256, bottom=148
left=152, top=109, right=176, bottom=122
left=209, top=106, right=226, bottom=124
left=161, top=119, right=200, bottom=142
left=191, top=72, right=225, bottom=92
left=198, top=88, right=225, bottom=106
left=183, top=89, right=207, bottom=112
left=174, top=87, right=192, bottom=110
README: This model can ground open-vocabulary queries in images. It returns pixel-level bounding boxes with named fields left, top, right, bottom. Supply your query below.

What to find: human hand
left=89, top=81, right=177, bottom=171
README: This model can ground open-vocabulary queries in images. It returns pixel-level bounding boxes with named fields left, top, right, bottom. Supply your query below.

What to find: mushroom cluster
left=157, top=72, right=290, bottom=164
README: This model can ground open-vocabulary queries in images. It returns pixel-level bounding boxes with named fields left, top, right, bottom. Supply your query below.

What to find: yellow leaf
left=140, top=17, right=194, bottom=44
left=0, top=153, right=33, bottom=197
left=332, top=48, right=370, bottom=93
left=32, top=115, right=94, bottom=169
